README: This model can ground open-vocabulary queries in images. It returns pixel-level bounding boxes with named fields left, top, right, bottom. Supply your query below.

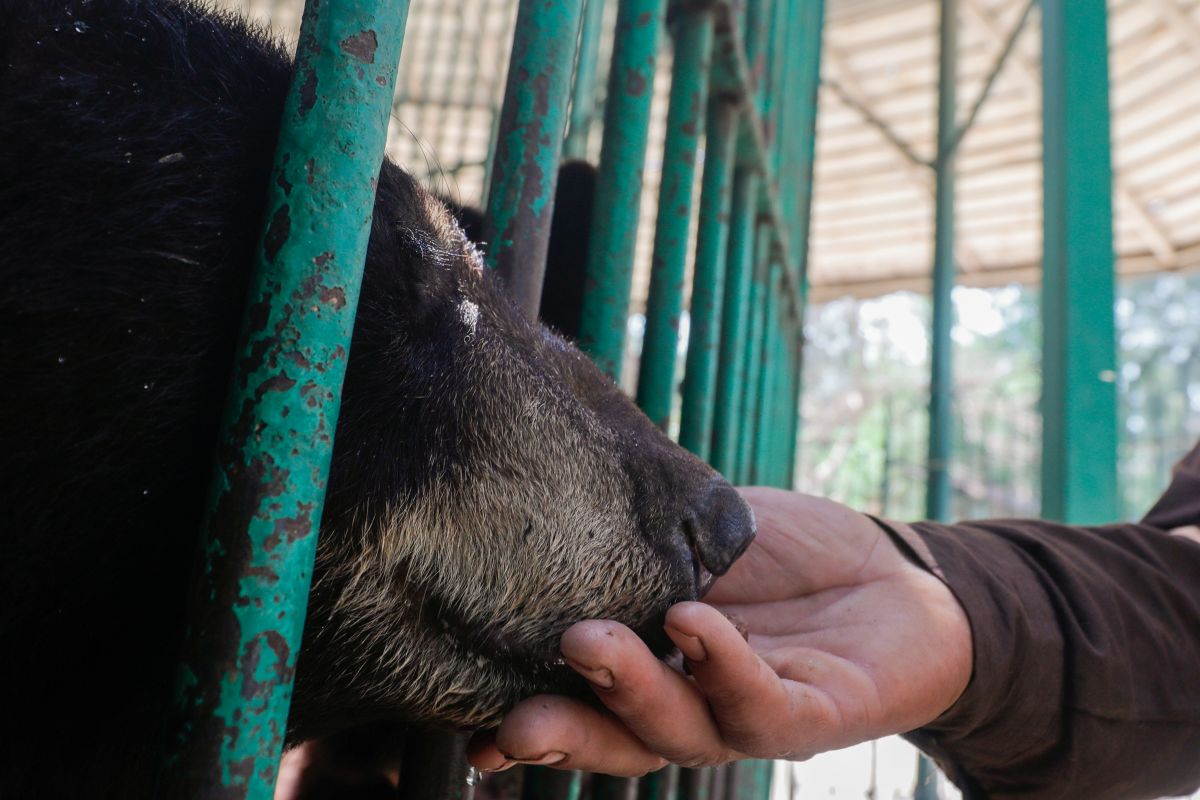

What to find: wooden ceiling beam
left=822, top=46, right=985, bottom=271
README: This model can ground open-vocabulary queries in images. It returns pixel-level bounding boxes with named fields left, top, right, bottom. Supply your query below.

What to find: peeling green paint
left=636, top=6, right=715, bottom=429
left=577, top=0, right=667, bottom=379
left=483, top=0, right=586, bottom=319
left=159, top=1, right=410, bottom=797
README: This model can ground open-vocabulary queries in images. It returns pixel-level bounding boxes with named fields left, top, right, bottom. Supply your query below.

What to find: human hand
left=467, top=488, right=972, bottom=775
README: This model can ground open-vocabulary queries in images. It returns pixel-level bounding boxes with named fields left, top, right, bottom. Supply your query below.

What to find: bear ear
left=539, top=160, right=597, bottom=341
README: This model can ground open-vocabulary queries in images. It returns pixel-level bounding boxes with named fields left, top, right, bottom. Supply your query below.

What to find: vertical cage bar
left=926, top=0, right=957, bottom=524
left=737, top=234, right=771, bottom=483
left=784, top=328, right=804, bottom=488
left=1040, top=0, right=1118, bottom=523
left=638, top=764, right=680, bottom=800
left=577, top=0, right=667, bottom=379
left=594, top=776, right=640, bottom=800
left=637, top=5, right=716, bottom=428
left=564, top=0, right=611, bottom=159
left=711, top=169, right=760, bottom=476
left=403, top=730, right=477, bottom=800
left=678, top=768, right=714, bottom=800
left=159, top=2, right=411, bottom=797
left=752, top=264, right=781, bottom=484
left=522, top=766, right=582, bottom=800
left=482, top=0, right=586, bottom=318
left=679, top=97, right=740, bottom=459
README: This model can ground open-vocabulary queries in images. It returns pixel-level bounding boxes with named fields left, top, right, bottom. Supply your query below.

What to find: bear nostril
left=683, top=480, right=757, bottom=583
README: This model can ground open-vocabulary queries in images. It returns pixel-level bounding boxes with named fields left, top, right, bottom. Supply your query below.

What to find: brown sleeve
left=874, top=440, right=1200, bottom=800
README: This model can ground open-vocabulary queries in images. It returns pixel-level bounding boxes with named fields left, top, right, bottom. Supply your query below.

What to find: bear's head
left=0, top=0, right=755, bottom=766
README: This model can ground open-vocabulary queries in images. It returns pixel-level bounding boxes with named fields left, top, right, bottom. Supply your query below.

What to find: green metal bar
left=522, top=766, right=582, bottom=800
left=752, top=263, right=781, bottom=483
left=784, top=328, right=805, bottom=488
left=711, top=168, right=760, bottom=476
left=926, top=0, right=956, bottom=524
left=159, top=2, right=411, bottom=797
left=678, top=768, right=713, bottom=800
left=771, top=321, right=796, bottom=488
left=736, top=232, right=770, bottom=483
left=778, top=0, right=823, bottom=480
left=564, top=0, right=610, bottom=159
left=636, top=6, right=715, bottom=428
left=403, top=731, right=476, bottom=800
left=482, top=0, right=585, bottom=318
left=913, top=752, right=940, bottom=800
left=577, top=0, right=666, bottom=379
left=594, top=776, right=640, bottom=800
left=1040, top=0, right=1118, bottom=523
left=637, top=765, right=680, bottom=800
left=679, top=97, right=739, bottom=460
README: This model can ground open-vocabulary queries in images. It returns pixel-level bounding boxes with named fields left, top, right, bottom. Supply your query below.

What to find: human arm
left=470, top=442, right=1200, bottom=800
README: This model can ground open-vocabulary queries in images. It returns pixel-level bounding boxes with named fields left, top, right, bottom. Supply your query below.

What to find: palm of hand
left=704, top=489, right=971, bottom=757
left=467, top=488, right=971, bottom=776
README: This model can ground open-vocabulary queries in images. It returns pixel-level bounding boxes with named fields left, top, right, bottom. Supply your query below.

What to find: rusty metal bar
left=679, top=96, right=740, bottom=460
left=577, top=0, right=667, bottom=379
left=159, top=2, right=411, bottom=797
left=636, top=3, right=716, bottom=429
left=482, top=0, right=586, bottom=318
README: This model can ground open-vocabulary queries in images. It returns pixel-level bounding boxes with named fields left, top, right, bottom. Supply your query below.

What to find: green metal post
left=679, top=97, right=740, bottom=460
left=1040, top=0, right=1118, bottom=523
left=483, top=0, right=586, bottom=318
left=637, top=6, right=716, bottom=428
left=737, top=233, right=771, bottom=483
left=711, top=169, right=760, bottom=476
left=564, top=0, right=610, bottom=159
left=159, top=2, right=410, bottom=797
left=926, top=0, right=956, bottom=524
left=577, top=0, right=666, bottom=380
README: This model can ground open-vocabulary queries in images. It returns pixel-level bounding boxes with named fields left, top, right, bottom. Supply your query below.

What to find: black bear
left=0, top=1, right=754, bottom=796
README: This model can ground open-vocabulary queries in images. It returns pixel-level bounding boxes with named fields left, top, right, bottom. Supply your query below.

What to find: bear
left=0, top=1, right=755, bottom=797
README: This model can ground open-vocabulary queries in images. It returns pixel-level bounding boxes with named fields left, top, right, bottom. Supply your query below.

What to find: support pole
left=637, top=5, right=715, bottom=428
left=160, top=2, right=411, bottom=797
left=577, top=0, right=667, bottom=379
left=1040, top=0, right=1118, bottom=523
left=926, top=0, right=957, bottom=524
left=483, top=0, right=586, bottom=318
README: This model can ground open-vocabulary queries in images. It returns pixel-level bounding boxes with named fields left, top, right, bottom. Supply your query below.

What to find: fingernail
left=481, top=759, right=516, bottom=773
left=563, top=658, right=615, bottom=690
left=516, top=751, right=567, bottom=766
left=664, top=625, right=707, bottom=663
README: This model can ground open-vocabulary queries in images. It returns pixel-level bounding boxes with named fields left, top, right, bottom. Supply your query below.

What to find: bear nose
left=681, top=480, right=757, bottom=594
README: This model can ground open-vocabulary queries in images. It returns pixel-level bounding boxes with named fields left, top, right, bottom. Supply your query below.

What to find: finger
left=560, top=620, right=738, bottom=768
left=490, top=694, right=668, bottom=777
left=665, top=602, right=840, bottom=757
